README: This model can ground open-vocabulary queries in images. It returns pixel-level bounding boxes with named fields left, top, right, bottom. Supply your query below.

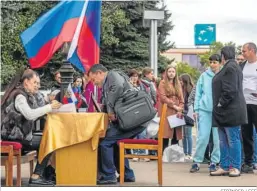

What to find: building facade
left=161, top=48, right=209, bottom=69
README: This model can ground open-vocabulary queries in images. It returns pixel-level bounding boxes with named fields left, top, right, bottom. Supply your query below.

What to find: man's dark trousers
left=241, top=104, right=257, bottom=165
left=98, top=122, right=145, bottom=181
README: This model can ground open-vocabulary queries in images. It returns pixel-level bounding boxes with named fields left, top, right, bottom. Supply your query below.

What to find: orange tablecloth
left=38, top=112, right=108, bottom=163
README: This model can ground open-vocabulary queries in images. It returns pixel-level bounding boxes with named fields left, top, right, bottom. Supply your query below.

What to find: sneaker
left=132, top=158, right=139, bottom=162
left=188, top=155, right=193, bottom=160
left=209, top=163, right=217, bottom=172
left=142, top=158, right=150, bottom=162
left=190, top=163, right=200, bottom=173
left=184, top=154, right=189, bottom=161
left=229, top=168, right=241, bottom=177
left=28, top=176, right=55, bottom=186
left=97, top=177, right=117, bottom=185
left=210, top=168, right=229, bottom=176
left=241, top=164, right=254, bottom=174
left=117, top=176, right=135, bottom=182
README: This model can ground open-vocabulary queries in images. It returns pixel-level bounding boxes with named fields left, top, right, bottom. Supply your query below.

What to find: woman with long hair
left=63, top=76, right=87, bottom=109
left=1, top=68, right=62, bottom=186
left=179, top=74, right=194, bottom=160
left=157, top=65, right=184, bottom=152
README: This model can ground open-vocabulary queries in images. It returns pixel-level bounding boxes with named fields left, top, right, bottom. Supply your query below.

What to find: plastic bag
left=162, top=145, right=185, bottom=162
left=146, top=115, right=160, bottom=138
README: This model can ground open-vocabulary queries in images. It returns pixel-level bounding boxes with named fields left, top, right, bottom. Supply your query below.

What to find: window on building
left=182, top=54, right=201, bottom=69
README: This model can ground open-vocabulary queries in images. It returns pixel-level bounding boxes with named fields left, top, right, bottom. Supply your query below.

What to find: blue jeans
left=182, top=125, right=193, bottom=155
left=98, top=122, right=145, bottom=180
left=133, top=129, right=147, bottom=155
left=218, top=126, right=241, bottom=171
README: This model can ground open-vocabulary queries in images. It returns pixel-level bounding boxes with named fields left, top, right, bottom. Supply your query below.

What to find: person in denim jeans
left=131, top=129, right=150, bottom=162
left=211, top=46, right=247, bottom=177
left=179, top=74, right=194, bottom=160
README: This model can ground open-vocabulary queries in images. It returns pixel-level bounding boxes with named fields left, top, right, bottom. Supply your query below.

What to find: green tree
left=176, top=62, right=201, bottom=83
left=101, top=1, right=174, bottom=72
left=1, top=1, right=60, bottom=89
left=199, top=41, right=242, bottom=67
left=1, top=1, right=175, bottom=89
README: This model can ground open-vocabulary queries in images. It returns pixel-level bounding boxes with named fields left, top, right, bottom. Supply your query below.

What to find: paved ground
left=2, top=127, right=256, bottom=187
left=1, top=161, right=257, bottom=187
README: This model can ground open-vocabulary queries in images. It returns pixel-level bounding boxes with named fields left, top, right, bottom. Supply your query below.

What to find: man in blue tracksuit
left=190, top=54, right=221, bottom=173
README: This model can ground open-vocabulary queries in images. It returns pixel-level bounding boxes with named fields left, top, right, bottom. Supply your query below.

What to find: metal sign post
left=143, top=10, right=164, bottom=77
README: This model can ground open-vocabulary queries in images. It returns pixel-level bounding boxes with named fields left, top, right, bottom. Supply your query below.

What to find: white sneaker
left=132, top=158, right=139, bottom=162
left=184, top=154, right=189, bottom=161
left=188, top=155, right=193, bottom=160
left=142, top=158, right=150, bottom=162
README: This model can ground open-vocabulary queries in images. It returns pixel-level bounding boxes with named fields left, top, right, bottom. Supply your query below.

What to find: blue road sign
left=194, top=24, right=216, bottom=45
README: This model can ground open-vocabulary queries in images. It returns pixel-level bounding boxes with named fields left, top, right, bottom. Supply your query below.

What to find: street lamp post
left=143, top=10, right=164, bottom=77
left=59, top=42, right=75, bottom=101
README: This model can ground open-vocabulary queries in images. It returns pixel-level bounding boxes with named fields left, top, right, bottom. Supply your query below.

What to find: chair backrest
left=157, top=104, right=167, bottom=153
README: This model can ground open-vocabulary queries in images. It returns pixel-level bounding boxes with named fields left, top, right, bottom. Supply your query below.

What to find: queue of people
left=1, top=42, right=256, bottom=186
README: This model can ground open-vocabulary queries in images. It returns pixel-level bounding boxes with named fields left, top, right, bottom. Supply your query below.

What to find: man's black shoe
left=44, top=165, right=56, bottom=184
left=117, top=176, right=135, bottom=182
left=97, top=177, right=117, bottom=185
left=28, top=176, right=55, bottom=186
left=241, top=164, right=254, bottom=174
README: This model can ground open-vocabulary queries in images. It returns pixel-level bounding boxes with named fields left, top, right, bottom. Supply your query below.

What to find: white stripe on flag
left=67, top=83, right=78, bottom=103
left=67, top=0, right=88, bottom=59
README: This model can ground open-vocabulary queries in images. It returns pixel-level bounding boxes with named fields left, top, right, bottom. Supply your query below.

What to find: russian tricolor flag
left=20, top=0, right=101, bottom=72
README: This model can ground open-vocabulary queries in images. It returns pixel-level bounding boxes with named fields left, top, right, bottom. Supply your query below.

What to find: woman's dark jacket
left=212, top=59, right=248, bottom=127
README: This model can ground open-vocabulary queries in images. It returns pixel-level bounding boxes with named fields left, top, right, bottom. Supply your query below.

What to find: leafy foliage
left=1, top=1, right=174, bottom=89
left=176, top=62, right=201, bottom=83
left=199, top=41, right=242, bottom=67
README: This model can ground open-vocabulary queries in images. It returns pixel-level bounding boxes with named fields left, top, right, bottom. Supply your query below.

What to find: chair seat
left=118, top=139, right=158, bottom=145
left=0, top=141, right=22, bottom=150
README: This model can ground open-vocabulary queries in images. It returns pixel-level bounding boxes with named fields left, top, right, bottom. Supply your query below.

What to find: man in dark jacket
left=211, top=46, right=247, bottom=177
left=89, top=64, right=146, bottom=184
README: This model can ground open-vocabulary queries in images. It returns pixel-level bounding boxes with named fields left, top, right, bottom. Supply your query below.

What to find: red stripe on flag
left=28, top=18, right=80, bottom=68
left=77, top=18, right=100, bottom=72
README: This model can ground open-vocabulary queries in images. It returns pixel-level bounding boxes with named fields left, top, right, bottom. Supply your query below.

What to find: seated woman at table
left=1, top=68, right=62, bottom=186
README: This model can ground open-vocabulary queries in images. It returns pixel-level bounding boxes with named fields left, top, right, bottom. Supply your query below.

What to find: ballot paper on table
left=52, top=103, right=77, bottom=113
left=167, top=115, right=186, bottom=129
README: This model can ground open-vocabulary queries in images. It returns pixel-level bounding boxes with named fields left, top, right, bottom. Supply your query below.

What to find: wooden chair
left=118, top=103, right=167, bottom=186
left=1, top=144, right=14, bottom=186
left=1, top=141, right=37, bottom=186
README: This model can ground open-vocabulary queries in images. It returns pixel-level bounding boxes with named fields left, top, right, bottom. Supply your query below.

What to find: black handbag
left=184, top=115, right=194, bottom=126
left=114, top=89, right=157, bottom=132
